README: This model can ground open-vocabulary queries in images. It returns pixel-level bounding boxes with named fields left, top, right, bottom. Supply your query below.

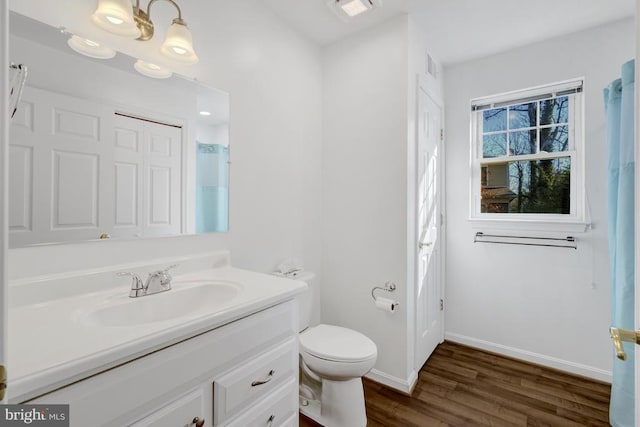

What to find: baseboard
left=445, top=332, right=612, bottom=383
left=365, top=369, right=418, bottom=395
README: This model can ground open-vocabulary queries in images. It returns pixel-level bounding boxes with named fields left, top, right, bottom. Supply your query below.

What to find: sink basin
left=84, top=281, right=242, bottom=327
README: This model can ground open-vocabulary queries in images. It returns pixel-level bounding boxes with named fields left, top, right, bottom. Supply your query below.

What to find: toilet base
left=299, top=397, right=322, bottom=424
left=299, top=377, right=367, bottom=427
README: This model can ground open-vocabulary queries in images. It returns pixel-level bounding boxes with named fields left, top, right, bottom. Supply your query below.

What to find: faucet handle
left=162, top=264, right=179, bottom=273
left=157, top=264, right=179, bottom=282
left=146, top=264, right=179, bottom=292
left=116, top=271, right=146, bottom=298
left=149, top=264, right=179, bottom=279
left=118, top=271, right=145, bottom=297
left=117, top=271, right=142, bottom=284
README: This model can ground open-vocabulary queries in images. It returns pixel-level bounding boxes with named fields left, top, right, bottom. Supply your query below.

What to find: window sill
left=468, top=218, right=591, bottom=234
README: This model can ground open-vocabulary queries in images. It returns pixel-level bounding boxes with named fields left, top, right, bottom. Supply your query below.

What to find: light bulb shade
left=160, top=20, right=199, bottom=64
left=67, top=35, right=116, bottom=59
left=134, top=59, right=173, bottom=79
left=92, top=0, right=140, bottom=37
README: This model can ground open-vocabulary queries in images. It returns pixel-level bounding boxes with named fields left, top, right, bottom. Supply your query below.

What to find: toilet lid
left=299, top=324, right=377, bottom=362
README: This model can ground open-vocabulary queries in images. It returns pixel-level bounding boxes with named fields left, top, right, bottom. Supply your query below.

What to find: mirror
left=8, top=11, right=230, bottom=248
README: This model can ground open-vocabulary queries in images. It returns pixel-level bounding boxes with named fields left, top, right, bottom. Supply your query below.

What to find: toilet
left=292, top=271, right=377, bottom=427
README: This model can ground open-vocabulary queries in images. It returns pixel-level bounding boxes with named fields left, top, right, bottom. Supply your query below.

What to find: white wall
left=8, top=0, right=323, bottom=309
left=322, top=15, right=411, bottom=385
left=444, top=18, right=635, bottom=381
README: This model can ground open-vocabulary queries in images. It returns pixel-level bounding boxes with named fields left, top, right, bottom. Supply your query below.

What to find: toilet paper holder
left=371, top=281, right=398, bottom=304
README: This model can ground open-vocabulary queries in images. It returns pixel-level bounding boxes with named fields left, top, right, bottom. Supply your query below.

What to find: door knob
left=609, top=327, right=640, bottom=361
left=0, top=365, right=6, bottom=401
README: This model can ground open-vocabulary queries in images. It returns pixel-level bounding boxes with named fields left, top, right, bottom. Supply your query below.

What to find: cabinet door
left=224, top=378, right=297, bottom=427
left=129, top=388, right=205, bottom=427
left=279, top=414, right=298, bottom=427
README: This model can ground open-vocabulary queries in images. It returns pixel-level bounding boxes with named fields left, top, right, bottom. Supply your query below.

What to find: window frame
left=468, top=78, right=589, bottom=232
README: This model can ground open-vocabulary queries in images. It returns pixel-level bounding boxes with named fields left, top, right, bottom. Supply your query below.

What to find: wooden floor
left=300, top=341, right=611, bottom=426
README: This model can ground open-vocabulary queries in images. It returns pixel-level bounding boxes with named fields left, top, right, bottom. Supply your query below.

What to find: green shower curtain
left=604, top=59, right=635, bottom=427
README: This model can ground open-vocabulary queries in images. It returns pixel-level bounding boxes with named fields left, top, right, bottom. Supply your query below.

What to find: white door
left=636, top=6, right=640, bottom=419
left=9, top=86, right=113, bottom=246
left=114, top=115, right=182, bottom=238
left=142, top=119, right=182, bottom=237
left=415, top=80, right=444, bottom=370
left=8, top=90, right=183, bottom=246
left=1, top=0, right=9, bottom=404
left=112, top=114, right=145, bottom=238
left=635, top=5, right=639, bottom=420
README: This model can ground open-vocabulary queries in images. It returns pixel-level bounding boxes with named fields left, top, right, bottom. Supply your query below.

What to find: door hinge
left=440, top=129, right=444, bottom=141
left=0, top=365, right=6, bottom=401
left=440, top=299, right=444, bottom=311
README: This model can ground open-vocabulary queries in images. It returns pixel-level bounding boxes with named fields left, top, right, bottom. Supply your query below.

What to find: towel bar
left=474, top=232, right=577, bottom=249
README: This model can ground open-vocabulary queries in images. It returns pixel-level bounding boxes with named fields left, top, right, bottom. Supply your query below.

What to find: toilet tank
left=290, top=271, right=315, bottom=332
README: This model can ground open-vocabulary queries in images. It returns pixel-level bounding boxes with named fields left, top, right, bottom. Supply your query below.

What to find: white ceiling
left=262, top=0, right=635, bottom=65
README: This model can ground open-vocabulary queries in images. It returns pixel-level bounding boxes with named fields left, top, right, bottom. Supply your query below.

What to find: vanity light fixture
left=326, top=0, right=382, bottom=20
left=92, top=0, right=141, bottom=37
left=134, top=59, right=172, bottom=79
left=92, top=0, right=199, bottom=64
left=67, top=35, right=117, bottom=59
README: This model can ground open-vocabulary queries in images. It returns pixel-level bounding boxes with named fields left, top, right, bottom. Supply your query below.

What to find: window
left=469, top=79, right=586, bottom=229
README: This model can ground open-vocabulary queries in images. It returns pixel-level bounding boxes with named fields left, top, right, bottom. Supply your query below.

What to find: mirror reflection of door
left=114, top=114, right=182, bottom=239
left=9, top=88, right=184, bottom=246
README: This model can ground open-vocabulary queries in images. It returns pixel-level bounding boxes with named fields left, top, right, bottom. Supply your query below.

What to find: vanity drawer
left=129, top=387, right=204, bottom=427
left=278, top=414, right=298, bottom=427
left=224, top=377, right=298, bottom=427
left=213, top=337, right=297, bottom=425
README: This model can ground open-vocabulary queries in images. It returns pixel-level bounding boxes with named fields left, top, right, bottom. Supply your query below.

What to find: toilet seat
left=299, top=324, right=377, bottom=363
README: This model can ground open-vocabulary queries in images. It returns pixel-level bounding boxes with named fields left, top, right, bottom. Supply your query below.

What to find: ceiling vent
left=326, top=0, right=382, bottom=22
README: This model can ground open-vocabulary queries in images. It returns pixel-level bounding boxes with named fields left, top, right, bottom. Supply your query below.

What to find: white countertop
left=8, top=265, right=306, bottom=403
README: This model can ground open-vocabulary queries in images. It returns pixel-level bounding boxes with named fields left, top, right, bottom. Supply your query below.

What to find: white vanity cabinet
left=30, top=300, right=299, bottom=427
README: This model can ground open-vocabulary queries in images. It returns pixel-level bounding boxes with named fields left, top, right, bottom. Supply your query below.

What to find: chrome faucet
left=118, top=264, right=179, bottom=298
